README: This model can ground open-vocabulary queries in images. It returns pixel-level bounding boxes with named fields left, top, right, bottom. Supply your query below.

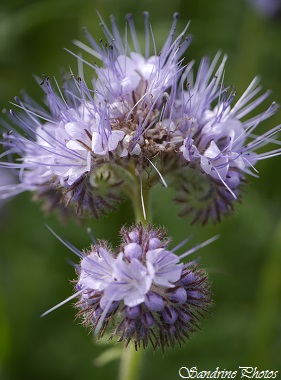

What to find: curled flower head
left=173, top=55, right=281, bottom=224
left=0, top=13, right=191, bottom=218
left=0, top=13, right=280, bottom=223
left=72, top=224, right=213, bottom=351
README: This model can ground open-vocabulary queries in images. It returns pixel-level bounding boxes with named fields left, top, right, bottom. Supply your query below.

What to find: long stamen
left=179, top=235, right=220, bottom=259
left=126, top=13, right=141, bottom=54
left=143, top=11, right=150, bottom=59
left=41, top=289, right=85, bottom=318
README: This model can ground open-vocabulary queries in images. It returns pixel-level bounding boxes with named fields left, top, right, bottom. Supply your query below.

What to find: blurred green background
left=1, top=0, right=281, bottom=379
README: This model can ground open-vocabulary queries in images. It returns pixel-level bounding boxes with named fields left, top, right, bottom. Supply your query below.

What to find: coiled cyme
left=0, top=12, right=280, bottom=224
left=74, top=224, right=212, bottom=351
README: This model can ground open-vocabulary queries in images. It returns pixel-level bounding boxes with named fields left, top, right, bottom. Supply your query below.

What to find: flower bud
left=145, top=292, right=165, bottom=311
left=169, top=287, right=187, bottom=304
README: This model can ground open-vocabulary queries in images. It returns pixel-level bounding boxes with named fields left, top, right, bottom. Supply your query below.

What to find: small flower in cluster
left=0, top=13, right=280, bottom=223
left=73, top=224, right=213, bottom=351
left=173, top=56, right=280, bottom=224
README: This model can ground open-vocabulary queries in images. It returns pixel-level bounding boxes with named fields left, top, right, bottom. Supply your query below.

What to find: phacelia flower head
left=0, top=13, right=191, bottom=218
left=0, top=12, right=280, bottom=224
left=0, top=77, right=126, bottom=217
left=71, top=224, right=213, bottom=351
left=173, top=55, right=281, bottom=224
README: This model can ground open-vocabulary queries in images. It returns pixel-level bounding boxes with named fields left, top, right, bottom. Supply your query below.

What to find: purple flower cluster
left=0, top=12, right=280, bottom=224
left=74, top=224, right=211, bottom=351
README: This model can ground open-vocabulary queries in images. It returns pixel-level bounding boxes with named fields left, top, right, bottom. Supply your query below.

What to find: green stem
left=131, top=186, right=151, bottom=225
left=118, top=176, right=151, bottom=380
left=117, top=163, right=151, bottom=225
left=118, top=345, right=144, bottom=380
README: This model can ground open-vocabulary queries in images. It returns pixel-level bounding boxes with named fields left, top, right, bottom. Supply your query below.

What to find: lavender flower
left=174, top=55, right=281, bottom=224
left=0, top=13, right=280, bottom=223
left=0, top=13, right=191, bottom=218
left=70, top=224, right=213, bottom=351
left=0, top=80, right=125, bottom=217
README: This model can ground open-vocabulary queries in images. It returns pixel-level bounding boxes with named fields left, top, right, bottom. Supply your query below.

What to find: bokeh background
left=1, top=0, right=281, bottom=379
